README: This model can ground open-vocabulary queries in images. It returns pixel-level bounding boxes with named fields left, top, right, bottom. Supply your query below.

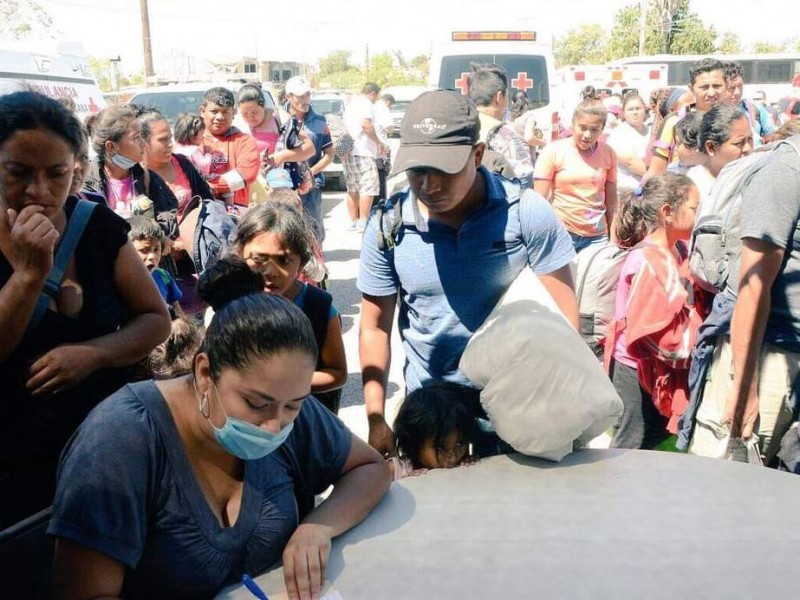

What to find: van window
left=129, top=91, right=206, bottom=123
left=438, top=54, right=550, bottom=108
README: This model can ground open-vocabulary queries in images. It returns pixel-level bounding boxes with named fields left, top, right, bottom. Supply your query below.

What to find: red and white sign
left=454, top=72, right=470, bottom=95
left=511, top=72, right=534, bottom=91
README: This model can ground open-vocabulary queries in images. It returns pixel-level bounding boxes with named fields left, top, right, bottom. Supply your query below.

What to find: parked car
left=311, top=92, right=347, bottom=191
left=380, top=86, right=435, bottom=136
left=128, top=82, right=277, bottom=125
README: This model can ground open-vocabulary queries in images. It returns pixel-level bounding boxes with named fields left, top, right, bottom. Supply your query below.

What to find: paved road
left=319, top=190, right=405, bottom=441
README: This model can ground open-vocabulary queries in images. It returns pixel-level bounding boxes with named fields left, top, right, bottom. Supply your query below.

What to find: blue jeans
left=570, top=232, right=607, bottom=253
left=301, top=187, right=325, bottom=243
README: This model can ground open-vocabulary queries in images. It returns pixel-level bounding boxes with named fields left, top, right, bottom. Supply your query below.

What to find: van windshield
left=439, top=54, right=550, bottom=109
left=129, top=91, right=206, bottom=124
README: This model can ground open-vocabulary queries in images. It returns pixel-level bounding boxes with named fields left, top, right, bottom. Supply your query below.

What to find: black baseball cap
left=391, top=90, right=481, bottom=176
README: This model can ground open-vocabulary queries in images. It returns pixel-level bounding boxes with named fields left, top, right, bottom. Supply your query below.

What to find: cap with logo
left=266, top=168, right=293, bottom=189
left=391, top=89, right=480, bottom=176
left=285, top=76, right=311, bottom=97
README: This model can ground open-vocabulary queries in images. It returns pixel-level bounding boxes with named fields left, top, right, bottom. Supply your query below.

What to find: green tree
left=319, top=50, right=356, bottom=77
left=717, top=31, right=743, bottom=54
left=554, top=24, right=608, bottom=67
left=605, top=0, right=716, bottom=60
left=410, top=54, right=429, bottom=79
left=88, top=56, right=113, bottom=92
left=367, top=52, right=395, bottom=85
left=752, top=40, right=788, bottom=53
left=668, top=11, right=716, bottom=55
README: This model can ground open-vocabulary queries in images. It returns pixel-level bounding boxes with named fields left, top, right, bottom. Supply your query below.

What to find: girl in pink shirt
left=606, top=173, right=703, bottom=449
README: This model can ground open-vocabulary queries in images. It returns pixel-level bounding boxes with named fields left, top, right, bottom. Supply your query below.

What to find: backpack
left=373, top=174, right=539, bottom=254
left=575, top=241, right=631, bottom=357
left=180, top=197, right=236, bottom=275
left=689, top=137, right=800, bottom=295
left=325, top=113, right=354, bottom=158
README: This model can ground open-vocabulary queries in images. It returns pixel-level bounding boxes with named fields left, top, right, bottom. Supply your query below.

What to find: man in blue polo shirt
left=285, top=75, right=334, bottom=241
left=357, top=90, right=578, bottom=456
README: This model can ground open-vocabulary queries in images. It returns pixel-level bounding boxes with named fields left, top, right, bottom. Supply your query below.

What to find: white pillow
left=459, top=268, right=623, bottom=461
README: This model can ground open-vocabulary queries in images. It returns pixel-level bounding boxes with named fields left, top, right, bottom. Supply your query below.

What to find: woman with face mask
left=82, top=105, right=180, bottom=240
left=0, top=91, right=171, bottom=527
left=49, top=255, right=390, bottom=600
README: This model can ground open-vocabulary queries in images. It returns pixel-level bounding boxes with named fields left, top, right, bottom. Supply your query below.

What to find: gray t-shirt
left=740, top=141, right=800, bottom=349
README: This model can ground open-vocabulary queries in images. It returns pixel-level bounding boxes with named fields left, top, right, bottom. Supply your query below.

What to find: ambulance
left=0, top=42, right=106, bottom=121
left=428, top=31, right=561, bottom=141
left=556, top=63, right=668, bottom=117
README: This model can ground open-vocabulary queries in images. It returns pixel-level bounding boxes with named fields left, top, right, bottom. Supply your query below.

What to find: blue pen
left=241, top=573, right=269, bottom=600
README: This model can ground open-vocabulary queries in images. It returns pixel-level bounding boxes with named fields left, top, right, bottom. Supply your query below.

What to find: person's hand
left=459, top=454, right=478, bottom=467
left=7, top=206, right=59, bottom=281
left=368, top=416, right=396, bottom=458
left=282, top=523, right=332, bottom=600
left=26, top=344, right=101, bottom=397
left=722, top=386, right=760, bottom=440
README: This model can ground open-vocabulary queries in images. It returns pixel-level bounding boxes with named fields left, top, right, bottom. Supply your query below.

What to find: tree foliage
left=604, top=0, right=716, bottom=61
left=752, top=40, right=788, bottom=53
left=318, top=50, right=426, bottom=91
left=554, top=24, right=608, bottom=67
left=319, top=50, right=357, bottom=77
left=717, top=31, right=743, bottom=54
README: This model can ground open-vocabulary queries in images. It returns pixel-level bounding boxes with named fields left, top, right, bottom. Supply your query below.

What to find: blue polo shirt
left=358, top=167, right=575, bottom=392
left=294, top=106, right=332, bottom=187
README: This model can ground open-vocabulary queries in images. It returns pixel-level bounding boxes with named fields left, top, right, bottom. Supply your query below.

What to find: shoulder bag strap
left=26, top=199, right=97, bottom=333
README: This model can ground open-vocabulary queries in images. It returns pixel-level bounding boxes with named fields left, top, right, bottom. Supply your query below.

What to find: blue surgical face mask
left=196, top=380, right=295, bottom=460
left=110, top=150, right=138, bottom=170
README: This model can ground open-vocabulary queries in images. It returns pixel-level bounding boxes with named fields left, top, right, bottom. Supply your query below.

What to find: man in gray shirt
left=691, top=139, right=800, bottom=463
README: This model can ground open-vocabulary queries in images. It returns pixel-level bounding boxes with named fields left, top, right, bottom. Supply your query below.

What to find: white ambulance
left=556, top=63, right=668, bottom=117
left=0, top=42, right=106, bottom=121
left=428, top=31, right=561, bottom=141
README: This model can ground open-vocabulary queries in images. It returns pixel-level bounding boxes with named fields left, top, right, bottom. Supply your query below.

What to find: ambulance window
left=438, top=54, right=549, bottom=109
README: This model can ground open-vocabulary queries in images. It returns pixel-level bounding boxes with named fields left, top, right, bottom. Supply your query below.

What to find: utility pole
left=365, top=44, right=370, bottom=80
left=140, top=0, right=155, bottom=85
left=638, top=0, right=647, bottom=56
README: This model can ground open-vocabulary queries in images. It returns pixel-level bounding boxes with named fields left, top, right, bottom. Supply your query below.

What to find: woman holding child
left=0, top=92, right=171, bottom=527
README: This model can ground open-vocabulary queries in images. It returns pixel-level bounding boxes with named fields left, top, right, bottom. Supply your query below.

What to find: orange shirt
left=203, top=128, right=260, bottom=207
left=534, top=138, right=617, bottom=237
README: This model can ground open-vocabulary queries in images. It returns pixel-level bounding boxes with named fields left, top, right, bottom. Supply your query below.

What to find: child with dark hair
left=607, top=173, right=704, bottom=449
left=266, top=186, right=327, bottom=284
left=173, top=113, right=212, bottom=177
left=671, top=111, right=704, bottom=174
left=389, top=382, right=481, bottom=479
left=148, top=317, right=204, bottom=379
left=232, top=203, right=345, bottom=412
left=129, top=215, right=184, bottom=318
left=199, top=87, right=260, bottom=211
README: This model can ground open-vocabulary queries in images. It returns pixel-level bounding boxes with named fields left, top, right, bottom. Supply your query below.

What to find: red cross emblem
left=511, top=72, right=534, bottom=91
left=88, top=97, right=101, bottom=113
left=454, top=72, right=470, bottom=95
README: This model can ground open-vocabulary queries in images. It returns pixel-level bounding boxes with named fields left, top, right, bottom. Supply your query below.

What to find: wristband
left=221, top=170, right=246, bottom=192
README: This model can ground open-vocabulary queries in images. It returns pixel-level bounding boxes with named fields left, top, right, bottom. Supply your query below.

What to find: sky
left=33, top=0, right=800, bottom=74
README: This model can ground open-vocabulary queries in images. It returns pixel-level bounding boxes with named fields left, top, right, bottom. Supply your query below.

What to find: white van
left=428, top=31, right=560, bottom=141
left=0, top=42, right=106, bottom=121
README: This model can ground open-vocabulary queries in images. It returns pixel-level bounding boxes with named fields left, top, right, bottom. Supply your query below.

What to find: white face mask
left=110, top=150, right=138, bottom=170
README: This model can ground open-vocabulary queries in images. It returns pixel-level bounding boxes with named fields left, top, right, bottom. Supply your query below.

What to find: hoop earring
left=192, top=376, right=211, bottom=419
left=199, top=393, right=210, bottom=419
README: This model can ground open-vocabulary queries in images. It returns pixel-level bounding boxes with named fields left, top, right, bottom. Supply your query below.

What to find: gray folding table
left=216, top=450, right=800, bottom=599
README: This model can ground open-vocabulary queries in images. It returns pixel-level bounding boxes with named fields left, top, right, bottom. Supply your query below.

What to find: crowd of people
left=1, top=53, right=800, bottom=598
